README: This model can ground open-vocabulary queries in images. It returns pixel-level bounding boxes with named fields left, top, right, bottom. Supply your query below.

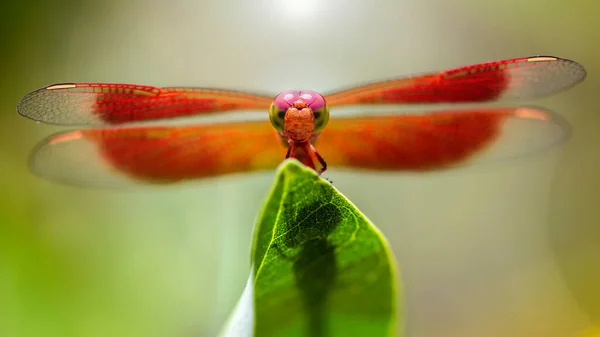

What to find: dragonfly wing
left=316, top=106, right=570, bottom=171
left=17, top=83, right=274, bottom=125
left=30, top=121, right=284, bottom=187
left=324, top=56, right=586, bottom=106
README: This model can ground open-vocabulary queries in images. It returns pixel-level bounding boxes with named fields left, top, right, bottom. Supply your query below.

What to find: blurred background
left=1, top=1, right=598, bottom=336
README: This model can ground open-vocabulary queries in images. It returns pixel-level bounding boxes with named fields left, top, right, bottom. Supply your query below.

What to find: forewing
left=317, top=106, right=570, bottom=171
left=325, top=56, right=586, bottom=106
left=17, top=83, right=274, bottom=125
left=29, top=121, right=285, bottom=187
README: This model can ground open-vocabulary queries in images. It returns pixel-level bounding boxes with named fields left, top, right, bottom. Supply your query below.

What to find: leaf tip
left=276, top=158, right=321, bottom=179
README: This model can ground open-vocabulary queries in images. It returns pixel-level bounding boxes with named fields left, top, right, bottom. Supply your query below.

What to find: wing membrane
left=30, top=121, right=284, bottom=187
left=325, top=56, right=586, bottom=106
left=17, top=83, right=274, bottom=126
left=29, top=105, right=570, bottom=187
left=317, top=106, right=570, bottom=170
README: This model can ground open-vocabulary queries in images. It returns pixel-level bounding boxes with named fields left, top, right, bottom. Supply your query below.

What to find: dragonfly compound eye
left=269, top=101, right=286, bottom=132
left=271, top=90, right=304, bottom=132
left=299, top=90, right=329, bottom=133
left=312, top=104, right=329, bottom=133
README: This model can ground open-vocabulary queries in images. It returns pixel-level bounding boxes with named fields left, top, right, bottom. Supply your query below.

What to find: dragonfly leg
left=301, top=142, right=327, bottom=175
left=286, top=141, right=318, bottom=170
left=285, top=141, right=297, bottom=159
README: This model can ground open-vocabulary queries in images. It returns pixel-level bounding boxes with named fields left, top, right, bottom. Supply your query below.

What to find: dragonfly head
left=269, top=90, right=330, bottom=142
left=283, top=99, right=315, bottom=142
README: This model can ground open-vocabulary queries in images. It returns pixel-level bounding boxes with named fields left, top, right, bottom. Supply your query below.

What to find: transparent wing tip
left=17, top=83, right=81, bottom=124
left=475, top=55, right=586, bottom=102
left=465, top=105, right=572, bottom=167
left=28, top=130, right=139, bottom=188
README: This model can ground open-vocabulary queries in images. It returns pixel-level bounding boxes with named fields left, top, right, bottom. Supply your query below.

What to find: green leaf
left=250, top=159, right=400, bottom=337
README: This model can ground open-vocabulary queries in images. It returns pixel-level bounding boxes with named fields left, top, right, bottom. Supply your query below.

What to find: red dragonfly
left=17, top=56, right=585, bottom=187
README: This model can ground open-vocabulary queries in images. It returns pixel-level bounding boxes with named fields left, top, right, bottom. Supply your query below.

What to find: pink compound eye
left=273, top=90, right=326, bottom=110
left=299, top=90, right=326, bottom=110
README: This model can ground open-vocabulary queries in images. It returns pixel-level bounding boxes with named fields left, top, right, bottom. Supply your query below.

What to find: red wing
left=316, top=106, right=570, bottom=171
left=324, top=56, right=586, bottom=106
left=29, top=121, right=285, bottom=187
left=17, top=83, right=274, bottom=126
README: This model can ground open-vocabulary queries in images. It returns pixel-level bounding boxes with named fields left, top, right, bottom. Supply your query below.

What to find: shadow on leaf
left=274, top=200, right=342, bottom=337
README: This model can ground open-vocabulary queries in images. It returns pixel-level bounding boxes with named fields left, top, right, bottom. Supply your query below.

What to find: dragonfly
left=17, top=55, right=586, bottom=187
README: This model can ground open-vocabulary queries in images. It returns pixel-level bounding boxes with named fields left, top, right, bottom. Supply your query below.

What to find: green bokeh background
left=1, top=1, right=599, bottom=337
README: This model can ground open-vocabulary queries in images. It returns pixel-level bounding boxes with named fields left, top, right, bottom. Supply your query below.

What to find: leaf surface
left=250, top=159, right=400, bottom=337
